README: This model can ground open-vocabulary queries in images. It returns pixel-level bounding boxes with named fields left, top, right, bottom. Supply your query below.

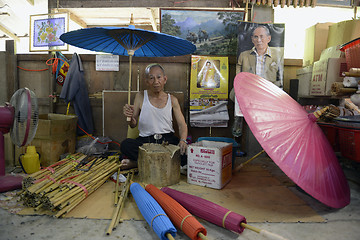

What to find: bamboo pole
left=233, top=150, right=265, bottom=172
left=166, top=233, right=175, bottom=240
left=106, top=170, right=135, bottom=235
left=114, top=171, right=135, bottom=227
left=114, top=168, right=121, bottom=205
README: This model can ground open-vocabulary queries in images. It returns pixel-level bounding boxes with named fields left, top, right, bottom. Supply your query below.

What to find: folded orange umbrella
left=145, top=184, right=207, bottom=240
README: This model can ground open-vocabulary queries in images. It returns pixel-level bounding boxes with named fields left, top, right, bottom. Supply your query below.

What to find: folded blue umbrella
left=130, top=183, right=176, bottom=240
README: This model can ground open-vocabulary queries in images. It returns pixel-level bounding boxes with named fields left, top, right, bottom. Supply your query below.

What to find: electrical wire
left=76, top=123, right=121, bottom=147
left=17, top=57, right=67, bottom=72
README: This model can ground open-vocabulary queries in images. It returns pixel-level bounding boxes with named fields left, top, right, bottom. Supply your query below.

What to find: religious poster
left=189, top=55, right=229, bottom=127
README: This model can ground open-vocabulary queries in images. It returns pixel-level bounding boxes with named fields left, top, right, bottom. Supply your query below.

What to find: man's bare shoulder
left=135, top=91, right=144, bottom=99
left=170, top=94, right=180, bottom=106
left=134, top=91, right=144, bottom=107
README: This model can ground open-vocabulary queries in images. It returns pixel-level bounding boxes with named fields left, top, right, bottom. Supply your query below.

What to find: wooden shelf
left=298, top=96, right=343, bottom=106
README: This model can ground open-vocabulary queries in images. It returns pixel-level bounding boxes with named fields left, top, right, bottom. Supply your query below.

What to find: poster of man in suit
left=230, top=22, right=285, bottom=107
left=237, top=22, right=285, bottom=88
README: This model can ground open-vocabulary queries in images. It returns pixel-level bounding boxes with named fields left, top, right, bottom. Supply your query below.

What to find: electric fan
left=0, top=87, right=39, bottom=192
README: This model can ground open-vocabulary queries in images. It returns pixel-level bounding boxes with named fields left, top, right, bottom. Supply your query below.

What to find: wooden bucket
left=138, top=143, right=180, bottom=187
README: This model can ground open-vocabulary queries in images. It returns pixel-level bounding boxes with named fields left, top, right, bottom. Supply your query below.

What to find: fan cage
left=9, top=88, right=39, bottom=147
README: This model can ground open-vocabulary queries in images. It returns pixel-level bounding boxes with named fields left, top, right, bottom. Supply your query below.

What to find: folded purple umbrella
left=161, top=187, right=288, bottom=239
left=161, top=187, right=246, bottom=234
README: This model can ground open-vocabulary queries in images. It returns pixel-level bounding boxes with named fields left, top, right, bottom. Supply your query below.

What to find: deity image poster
left=190, top=56, right=228, bottom=110
left=190, top=56, right=229, bottom=127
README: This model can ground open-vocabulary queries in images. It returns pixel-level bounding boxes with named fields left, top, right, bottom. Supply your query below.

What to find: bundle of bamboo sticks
left=106, top=170, right=136, bottom=235
left=20, top=153, right=122, bottom=218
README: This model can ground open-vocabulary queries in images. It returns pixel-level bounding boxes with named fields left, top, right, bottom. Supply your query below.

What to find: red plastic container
left=340, top=37, right=360, bottom=71
left=338, top=126, right=360, bottom=163
left=317, top=122, right=340, bottom=152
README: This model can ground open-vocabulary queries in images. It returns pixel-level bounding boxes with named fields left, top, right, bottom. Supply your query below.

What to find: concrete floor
left=0, top=156, right=359, bottom=240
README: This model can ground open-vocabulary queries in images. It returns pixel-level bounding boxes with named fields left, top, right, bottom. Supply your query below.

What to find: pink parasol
left=233, top=72, right=350, bottom=208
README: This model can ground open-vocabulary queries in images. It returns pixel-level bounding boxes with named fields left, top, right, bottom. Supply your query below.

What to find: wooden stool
left=138, top=143, right=180, bottom=187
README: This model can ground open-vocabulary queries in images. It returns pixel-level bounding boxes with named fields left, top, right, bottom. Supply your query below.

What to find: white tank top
left=138, top=90, right=174, bottom=137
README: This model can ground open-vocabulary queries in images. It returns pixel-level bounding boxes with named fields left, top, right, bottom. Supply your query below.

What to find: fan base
left=0, top=175, right=23, bottom=193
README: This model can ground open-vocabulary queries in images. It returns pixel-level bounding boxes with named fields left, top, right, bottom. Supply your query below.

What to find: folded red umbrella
left=145, top=184, right=207, bottom=240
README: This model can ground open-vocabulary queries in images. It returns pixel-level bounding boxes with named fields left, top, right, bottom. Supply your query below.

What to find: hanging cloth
left=60, top=53, right=94, bottom=136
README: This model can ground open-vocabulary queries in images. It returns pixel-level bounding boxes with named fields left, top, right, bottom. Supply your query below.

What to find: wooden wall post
left=5, top=40, right=17, bottom=101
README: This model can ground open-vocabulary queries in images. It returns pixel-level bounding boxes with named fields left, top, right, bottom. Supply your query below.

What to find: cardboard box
left=30, top=136, right=77, bottom=167
left=319, top=45, right=344, bottom=60
left=187, top=140, right=232, bottom=189
left=327, top=19, right=360, bottom=48
left=35, top=114, right=77, bottom=140
left=303, top=23, right=333, bottom=67
left=296, top=65, right=312, bottom=97
left=16, top=114, right=78, bottom=167
left=310, top=58, right=347, bottom=96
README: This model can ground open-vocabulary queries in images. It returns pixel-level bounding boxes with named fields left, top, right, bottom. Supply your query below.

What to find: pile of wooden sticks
left=20, top=153, right=121, bottom=218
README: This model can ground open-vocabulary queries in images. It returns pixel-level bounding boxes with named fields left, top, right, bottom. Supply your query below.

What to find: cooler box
left=187, top=140, right=232, bottom=189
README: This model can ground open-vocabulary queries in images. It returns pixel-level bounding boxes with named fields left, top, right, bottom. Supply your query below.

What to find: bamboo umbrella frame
left=20, top=153, right=122, bottom=218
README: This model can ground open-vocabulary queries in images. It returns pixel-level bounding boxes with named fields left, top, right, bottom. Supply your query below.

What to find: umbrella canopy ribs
left=233, top=72, right=350, bottom=208
left=108, top=28, right=155, bottom=53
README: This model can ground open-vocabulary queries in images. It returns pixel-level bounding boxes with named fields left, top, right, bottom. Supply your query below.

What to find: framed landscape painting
left=160, top=8, right=246, bottom=56
left=29, top=13, right=69, bottom=52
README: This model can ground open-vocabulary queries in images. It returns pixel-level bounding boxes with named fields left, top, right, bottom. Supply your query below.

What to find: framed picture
left=189, top=55, right=229, bottom=127
left=29, top=13, right=69, bottom=52
left=160, top=8, right=246, bottom=56
left=237, top=22, right=285, bottom=88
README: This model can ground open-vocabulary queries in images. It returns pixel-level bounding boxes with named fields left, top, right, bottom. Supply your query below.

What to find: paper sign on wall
left=96, top=55, right=119, bottom=71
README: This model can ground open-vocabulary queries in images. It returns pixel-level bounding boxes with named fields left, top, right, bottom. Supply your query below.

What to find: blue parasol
left=60, top=25, right=196, bottom=57
left=60, top=15, right=196, bottom=111
left=130, top=182, right=176, bottom=240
